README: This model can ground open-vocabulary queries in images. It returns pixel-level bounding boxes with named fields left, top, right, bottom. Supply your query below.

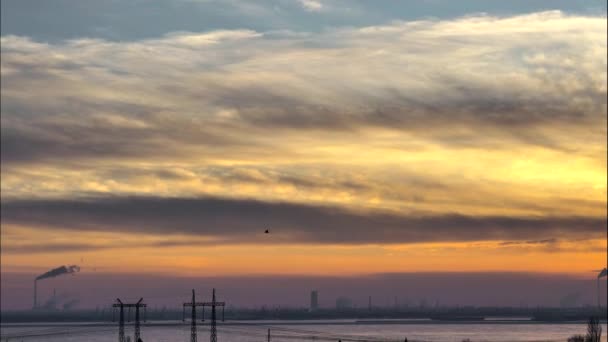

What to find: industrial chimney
left=33, top=280, right=37, bottom=309
left=597, top=268, right=607, bottom=309
left=310, top=290, right=319, bottom=311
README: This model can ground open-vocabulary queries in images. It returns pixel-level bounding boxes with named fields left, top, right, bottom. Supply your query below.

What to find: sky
left=1, top=1, right=607, bottom=309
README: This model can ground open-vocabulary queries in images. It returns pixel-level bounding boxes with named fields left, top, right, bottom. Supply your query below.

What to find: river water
left=2, top=321, right=607, bottom=342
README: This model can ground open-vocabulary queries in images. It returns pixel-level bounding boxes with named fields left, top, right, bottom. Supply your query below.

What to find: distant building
left=335, top=296, right=352, bottom=310
left=310, top=290, right=319, bottom=311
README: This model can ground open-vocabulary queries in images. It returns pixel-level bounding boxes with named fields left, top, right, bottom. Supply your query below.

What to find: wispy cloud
left=297, top=0, right=323, bottom=12
left=2, top=12, right=605, bottom=167
left=1, top=12, right=605, bottom=216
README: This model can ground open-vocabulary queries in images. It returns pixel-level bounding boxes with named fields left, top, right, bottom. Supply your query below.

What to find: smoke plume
left=41, top=292, right=62, bottom=310
left=35, top=265, right=80, bottom=281
left=62, top=298, right=80, bottom=310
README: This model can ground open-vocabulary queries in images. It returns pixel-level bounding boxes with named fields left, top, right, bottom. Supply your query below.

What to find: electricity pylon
left=183, top=289, right=205, bottom=342
left=113, top=298, right=146, bottom=342
left=202, top=288, right=226, bottom=342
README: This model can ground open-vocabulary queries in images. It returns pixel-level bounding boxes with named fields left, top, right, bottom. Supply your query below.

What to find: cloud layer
left=1, top=11, right=606, bottom=258
left=2, top=11, right=605, bottom=166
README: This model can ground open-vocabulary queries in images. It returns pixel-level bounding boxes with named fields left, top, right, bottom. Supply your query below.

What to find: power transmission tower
left=113, top=299, right=125, bottom=342
left=112, top=298, right=147, bottom=342
left=134, top=298, right=145, bottom=341
left=183, top=289, right=205, bottom=342
left=201, top=288, right=226, bottom=342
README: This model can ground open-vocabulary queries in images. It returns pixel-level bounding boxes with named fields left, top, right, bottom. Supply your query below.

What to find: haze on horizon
left=0, top=0, right=606, bottom=310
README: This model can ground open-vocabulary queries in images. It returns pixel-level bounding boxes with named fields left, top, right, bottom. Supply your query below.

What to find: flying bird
left=264, top=229, right=269, bottom=234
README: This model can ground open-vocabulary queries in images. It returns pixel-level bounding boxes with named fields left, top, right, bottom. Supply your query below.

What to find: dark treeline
left=2, top=306, right=606, bottom=323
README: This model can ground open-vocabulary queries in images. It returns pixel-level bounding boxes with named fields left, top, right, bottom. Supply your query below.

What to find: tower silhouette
left=112, top=298, right=146, bottom=342
left=190, top=290, right=197, bottom=342
left=202, top=288, right=225, bottom=342
left=183, top=289, right=204, bottom=342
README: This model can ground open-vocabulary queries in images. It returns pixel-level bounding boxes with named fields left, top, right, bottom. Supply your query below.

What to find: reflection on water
left=2, top=321, right=607, bottom=342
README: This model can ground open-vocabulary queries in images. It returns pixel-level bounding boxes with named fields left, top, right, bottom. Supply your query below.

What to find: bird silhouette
left=264, top=229, right=269, bottom=234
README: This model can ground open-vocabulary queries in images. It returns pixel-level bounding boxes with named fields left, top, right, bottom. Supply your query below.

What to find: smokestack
left=33, top=280, right=37, bottom=309
left=598, top=268, right=607, bottom=309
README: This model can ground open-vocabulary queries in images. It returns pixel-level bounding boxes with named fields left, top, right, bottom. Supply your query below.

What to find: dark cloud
left=1, top=87, right=603, bottom=166
left=1, top=196, right=605, bottom=244
left=227, top=89, right=605, bottom=152
left=204, top=81, right=604, bottom=135
left=496, top=238, right=607, bottom=253
left=0, top=243, right=108, bottom=254
left=203, top=167, right=371, bottom=192
left=0, top=124, right=156, bottom=164
left=499, top=238, right=558, bottom=246
left=0, top=103, right=257, bottom=165
left=1, top=239, right=218, bottom=254
left=100, top=168, right=197, bottom=182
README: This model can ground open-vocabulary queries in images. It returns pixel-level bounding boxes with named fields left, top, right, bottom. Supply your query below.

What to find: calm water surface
left=2, top=321, right=607, bottom=342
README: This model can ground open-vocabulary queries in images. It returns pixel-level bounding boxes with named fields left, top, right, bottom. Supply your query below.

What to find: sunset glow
left=1, top=2, right=606, bottom=310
